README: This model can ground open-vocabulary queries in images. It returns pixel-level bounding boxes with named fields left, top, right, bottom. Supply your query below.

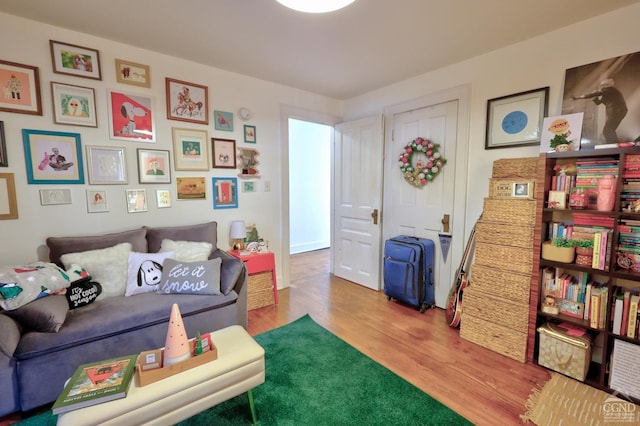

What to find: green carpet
left=17, top=314, right=470, bottom=425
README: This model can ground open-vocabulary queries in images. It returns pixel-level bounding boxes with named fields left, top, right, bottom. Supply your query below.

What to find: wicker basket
left=475, top=220, right=534, bottom=249
left=248, top=271, right=275, bottom=310
left=460, top=313, right=527, bottom=362
left=470, top=264, right=531, bottom=303
left=492, top=157, right=540, bottom=179
left=474, top=242, right=533, bottom=275
left=482, top=198, right=536, bottom=225
left=488, top=179, right=535, bottom=199
left=462, top=287, right=529, bottom=332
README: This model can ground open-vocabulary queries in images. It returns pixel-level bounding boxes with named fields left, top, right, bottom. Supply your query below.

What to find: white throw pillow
left=125, top=251, right=174, bottom=297
left=60, top=243, right=132, bottom=300
left=159, top=239, right=213, bottom=262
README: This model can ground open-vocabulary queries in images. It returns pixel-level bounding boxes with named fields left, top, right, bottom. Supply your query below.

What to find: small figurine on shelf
left=542, top=295, right=559, bottom=315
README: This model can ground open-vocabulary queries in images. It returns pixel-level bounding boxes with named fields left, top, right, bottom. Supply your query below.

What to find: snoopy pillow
left=125, top=251, right=174, bottom=296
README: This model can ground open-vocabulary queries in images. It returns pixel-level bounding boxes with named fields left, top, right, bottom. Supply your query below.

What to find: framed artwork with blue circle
left=485, top=87, right=549, bottom=149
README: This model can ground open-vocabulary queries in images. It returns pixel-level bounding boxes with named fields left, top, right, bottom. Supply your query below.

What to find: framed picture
left=39, top=188, right=72, bottom=206
left=49, top=40, right=101, bottom=80
left=540, top=113, right=584, bottom=153
left=156, top=189, right=171, bottom=208
left=0, top=59, right=42, bottom=115
left=0, top=173, right=18, bottom=219
left=237, top=147, right=260, bottom=177
left=166, top=78, right=208, bottom=124
left=214, top=110, right=233, bottom=131
left=244, top=125, right=256, bottom=143
left=107, top=89, right=156, bottom=142
left=115, top=59, right=150, bottom=88
left=137, top=148, right=170, bottom=184
left=51, top=82, right=97, bottom=127
left=212, top=138, right=236, bottom=169
left=513, top=182, right=532, bottom=198
left=176, top=177, right=206, bottom=200
left=242, top=181, right=256, bottom=192
left=126, top=189, right=148, bottom=213
left=0, top=121, right=7, bottom=167
left=86, top=146, right=128, bottom=184
left=172, top=127, right=209, bottom=170
left=86, top=189, right=109, bottom=213
left=212, top=177, right=238, bottom=209
left=22, top=129, right=84, bottom=184
left=485, top=87, right=549, bottom=149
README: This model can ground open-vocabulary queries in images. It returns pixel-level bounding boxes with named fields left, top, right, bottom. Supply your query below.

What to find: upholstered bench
left=57, top=325, right=265, bottom=425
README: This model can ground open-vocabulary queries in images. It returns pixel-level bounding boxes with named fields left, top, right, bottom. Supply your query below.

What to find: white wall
left=344, top=3, right=640, bottom=238
left=0, top=13, right=342, bottom=277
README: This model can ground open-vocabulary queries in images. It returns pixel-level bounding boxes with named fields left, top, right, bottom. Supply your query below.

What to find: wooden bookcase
left=531, top=148, right=640, bottom=401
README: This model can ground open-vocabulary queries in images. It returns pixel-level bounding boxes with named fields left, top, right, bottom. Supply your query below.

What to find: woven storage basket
left=462, top=287, right=529, bottom=332
left=470, top=264, right=531, bottom=303
left=482, top=198, right=536, bottom=225
left=475, top=220, right=534, bottom=249
left=460, top=313, right=527, bottom=362
left=248, top=271, right=275, bottom=310
left=488, top=179, right=535, bottom=199
left=474, top=242, right=532, bottom=275
left=492, top=157, right=540, bottom=179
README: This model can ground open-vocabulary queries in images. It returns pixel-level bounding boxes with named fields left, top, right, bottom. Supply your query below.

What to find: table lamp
left=230, top=220, right=246, bottom=250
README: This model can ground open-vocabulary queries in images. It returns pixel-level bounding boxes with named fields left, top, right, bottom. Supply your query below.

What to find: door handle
left=371, top=209, right=379, bottom=225
left=441, top=214, right=450, bottom=233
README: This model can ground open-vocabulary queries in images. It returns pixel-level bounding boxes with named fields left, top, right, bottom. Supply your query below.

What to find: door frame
left=383, top=85, right=471, bottom=291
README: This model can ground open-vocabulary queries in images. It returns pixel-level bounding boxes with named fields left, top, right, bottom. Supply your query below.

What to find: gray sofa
left=0, top=221, right=247, bottom=416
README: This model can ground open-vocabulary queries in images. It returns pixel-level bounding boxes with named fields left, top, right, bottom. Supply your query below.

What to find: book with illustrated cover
left=52, top=354, right=137, bottom=415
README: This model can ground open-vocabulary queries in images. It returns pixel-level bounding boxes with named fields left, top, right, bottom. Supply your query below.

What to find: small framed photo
left=156, top=189, right=171, bottom=208
left=176, top=177, right=206, bottom=200
left=548, top=190, right=567, bottom=209
left=214, top=110, right=233, bottom=131
left=126, top=189, right=148, bottom=213
left=51, top=82, right=97, bottom=127
left=238, top=147, right=260, bottom=177
left=513, top=182, right=532, bottom=198
left=242, top=181, right=256, bottom=192
left=212, top=177, right=238, bottom=209
left=107, top=89, right=156, bottom=142
left=86, top=189, right=109, bottom=213
left=172, top=127, right=210, bottom=171
left=0, top=173, right=18, bottom=220
left=244, top=125, right=256, bottom=144
left=39, top=188, right=72, bottom=206
left=86, top=146, right=128, bottom=184
left=0, top=59, right=42, bottom=115
left=115, top=59, right=150, bottom=88
left=166, top=78, right=209, bottom=124
left=137, top=148, right=170, bottom=184
left=22, top=129, right=84, bottom=184
left=49, top=40, right=101, bottom=80
left=0, top=121, right=7, bottom=167
left=212, top=138, right=236, bottom=169
left=485, top=87, right=549, bottom=149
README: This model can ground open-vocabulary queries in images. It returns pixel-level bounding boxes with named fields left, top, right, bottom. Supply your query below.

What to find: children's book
left=52, top=354, right=137, bottom=415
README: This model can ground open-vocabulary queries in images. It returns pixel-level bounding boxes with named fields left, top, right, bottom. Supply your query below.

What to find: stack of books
left=610, top=287, right=640, bottom=339
left=574, top=158, right=619, bottom=208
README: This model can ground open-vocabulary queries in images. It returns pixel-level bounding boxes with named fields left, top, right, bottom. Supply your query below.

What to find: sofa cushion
left=14, top=292, right=238, bottom=360
left=156, top=258, right=222, bottom=296
left=145, top=222, right=217, bottom=254
left=5, top=295, right=69, bottom=332
left=125, top=251, right=174, bottom=296
left=159, top=240, right=213, bottom=262
left=65, top=279, right=102, bottom=309
left=0, top=262, right=70, bottom=310
left=47, top=228, right=148, bottom=267
left=60, top=243, right=131, bottom=300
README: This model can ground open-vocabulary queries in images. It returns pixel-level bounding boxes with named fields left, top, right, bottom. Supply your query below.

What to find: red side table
left=229, top=250, right=279, bottom=307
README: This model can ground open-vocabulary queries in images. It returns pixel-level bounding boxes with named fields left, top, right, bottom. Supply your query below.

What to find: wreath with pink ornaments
left=398, top=137, right=447, bottom=188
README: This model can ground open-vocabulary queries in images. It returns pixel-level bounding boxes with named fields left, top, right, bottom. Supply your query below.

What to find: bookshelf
left=532, top=148, right=640, bottom=401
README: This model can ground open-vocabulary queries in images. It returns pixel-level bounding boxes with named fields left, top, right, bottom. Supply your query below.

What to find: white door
left=383, top=100, right=459, bottom=308
left=333, top=115, right=384, bottom=290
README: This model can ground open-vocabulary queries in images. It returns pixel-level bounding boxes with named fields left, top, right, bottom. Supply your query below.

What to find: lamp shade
left=230, top=220, right=246, bottom=239
left=276, top=0, right=356, bottom=13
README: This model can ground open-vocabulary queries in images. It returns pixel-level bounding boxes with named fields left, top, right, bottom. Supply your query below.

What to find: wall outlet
left=264, top=181, right=271, bottom=192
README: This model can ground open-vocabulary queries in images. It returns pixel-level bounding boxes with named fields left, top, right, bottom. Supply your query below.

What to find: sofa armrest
left=211, top=249, right=248, bottom=328
left=0, top=313, right=21, bottom=358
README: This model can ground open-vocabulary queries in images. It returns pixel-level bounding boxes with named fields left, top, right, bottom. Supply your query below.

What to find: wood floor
left=249, top=249, right=550, bottom=426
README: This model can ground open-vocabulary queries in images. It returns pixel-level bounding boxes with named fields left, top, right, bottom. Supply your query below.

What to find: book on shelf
left=628, top=294, right=639, bottom=339
left=612, top=294, right=624, bottom=335
left=621, top=291, right=631, bottom=336
left=52, top=354, right=137, bottom=415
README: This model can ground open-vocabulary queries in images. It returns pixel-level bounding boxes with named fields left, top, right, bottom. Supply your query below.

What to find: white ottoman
left=57, top=325, right=265, bottom=426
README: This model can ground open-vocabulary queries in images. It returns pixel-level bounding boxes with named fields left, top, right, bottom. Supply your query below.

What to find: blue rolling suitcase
left=383, top=235, right=435, bottom=313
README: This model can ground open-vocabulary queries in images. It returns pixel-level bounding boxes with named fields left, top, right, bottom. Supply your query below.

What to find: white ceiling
left=0, top=0, right=638, bottom=99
